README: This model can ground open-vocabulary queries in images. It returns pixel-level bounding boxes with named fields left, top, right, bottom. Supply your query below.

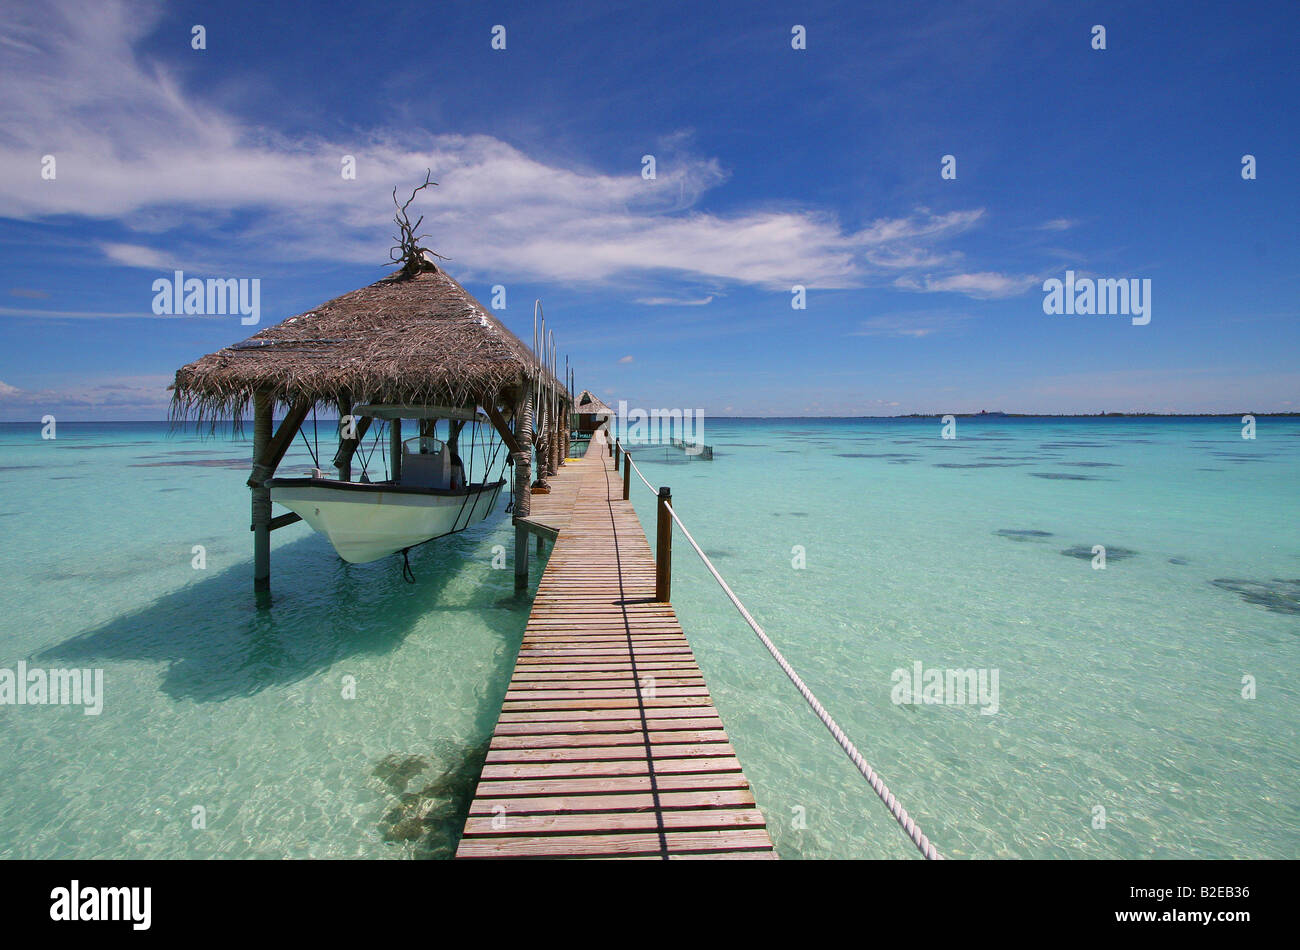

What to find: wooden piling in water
left=252, top=391, right=272, bottom=591
left=335, top=396, right=352, bottom=481
left=389, top=417, right=402, bottom=482
left=513, top=389, right=535, bottom=591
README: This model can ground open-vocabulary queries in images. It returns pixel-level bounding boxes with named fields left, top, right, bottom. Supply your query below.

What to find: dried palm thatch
left=171, top=267, right=556, bottom=428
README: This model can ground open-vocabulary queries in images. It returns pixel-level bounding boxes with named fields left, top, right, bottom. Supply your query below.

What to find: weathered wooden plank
left=467, top=788, right=756, bottom=815
left=470, top=772, right=753, bottom=798
left=492, top=717, right=725, bottom=736
left=489, top=729, right=729, bottom=748
left=501, top=697, right=717, bottom=712
left=478, top=757, right=744, bottom=780
left=504, top=687, right=710, bottom=701
left=486, top=742, right=736, bottom=764
left=499, top=710, right=720, bottom=725
left=456, top=829, right=774, bottom=859
left=462, top=808, right=766, bottom=837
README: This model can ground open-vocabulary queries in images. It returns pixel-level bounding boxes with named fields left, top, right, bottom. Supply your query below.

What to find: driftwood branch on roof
left=388, top=169, right=450, bottom=277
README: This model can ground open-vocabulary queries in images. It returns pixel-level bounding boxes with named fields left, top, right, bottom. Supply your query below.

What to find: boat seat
left=401, top=443, right=451, bottom=489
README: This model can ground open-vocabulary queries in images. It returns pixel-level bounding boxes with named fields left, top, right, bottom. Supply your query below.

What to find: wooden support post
left=512, top=385, right=534, bottom=590
left=336, top=396, right=352, bottom=481
left=389, top=417, right=402, bottom=482
left=252, top=392, right=273, bottom=591
left=655, top=486, right=672, bottom=602
left=447, top=418, right=465, bottom=456
left=623, top=450, right=631, bottom=501
left=549, top=409, right=560, bottom=476
left=614, top=439, right=621, bottom=470
left=247, top=392, right=311, bottom=592
left=515, top=523, right=529, bottom=591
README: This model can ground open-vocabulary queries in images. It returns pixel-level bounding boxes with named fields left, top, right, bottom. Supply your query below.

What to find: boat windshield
left=403, top=435, right=445, bottom=456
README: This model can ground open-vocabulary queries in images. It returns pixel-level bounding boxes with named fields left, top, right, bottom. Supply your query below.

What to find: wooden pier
left=456, top=430, right=775, bottom=858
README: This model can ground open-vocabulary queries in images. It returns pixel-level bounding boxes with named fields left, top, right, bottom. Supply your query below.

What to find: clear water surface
left=1, top=416, right=1296, bottom=859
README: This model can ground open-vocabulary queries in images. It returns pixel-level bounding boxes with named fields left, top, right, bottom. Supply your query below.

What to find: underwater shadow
left=37, top=519, right=530, bottom=704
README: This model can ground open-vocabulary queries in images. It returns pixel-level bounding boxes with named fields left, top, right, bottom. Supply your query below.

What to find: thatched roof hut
left=573, top=389, right=614, bottom=435
left=575, top=390, right=613, bottom=415
left=171, top=268, right=555, bottom=425
left=170, top=259, right=570, bottom=592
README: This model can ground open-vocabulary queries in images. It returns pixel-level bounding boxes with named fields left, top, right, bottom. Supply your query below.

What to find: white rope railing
left=624, top=450, right=658, bottom=497
left=620, top=442, right=943, bottom=860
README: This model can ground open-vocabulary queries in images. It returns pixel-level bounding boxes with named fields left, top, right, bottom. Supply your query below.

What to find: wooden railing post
left=614, top=438, right=621, bottom=470
left=389, top=417, right=403, bottom=482
left=622, top=451, right=631, bottom=501
left=252, top=391, right=273, bottom=591
left=655, top=486, right=672, bottom=602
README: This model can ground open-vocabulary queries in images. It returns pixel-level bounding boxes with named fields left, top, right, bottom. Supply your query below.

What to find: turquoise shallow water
left=2, top=417, right=1297, bottom=859
left=0, top=421, right=525, bottom=858
left=618, top=417, right=1300, bottom=859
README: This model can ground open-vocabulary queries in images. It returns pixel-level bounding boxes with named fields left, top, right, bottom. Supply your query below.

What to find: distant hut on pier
left=573, top=390, right=615, bottom=434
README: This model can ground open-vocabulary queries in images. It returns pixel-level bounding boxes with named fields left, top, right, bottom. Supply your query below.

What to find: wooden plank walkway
left=456, top=430, right=775, bottom=859
left=513, top=444, right=585, bottom=539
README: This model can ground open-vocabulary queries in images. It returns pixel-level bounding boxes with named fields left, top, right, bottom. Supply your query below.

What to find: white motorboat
left=269, top=434, right=504, bottom=563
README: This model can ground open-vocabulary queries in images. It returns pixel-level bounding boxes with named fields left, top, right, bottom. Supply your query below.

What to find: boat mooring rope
left=622, top=448, right=943, bottom=860
left=297, top=405, right=321, bottom=471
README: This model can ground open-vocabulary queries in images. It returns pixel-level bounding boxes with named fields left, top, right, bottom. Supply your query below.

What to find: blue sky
left=0, top=0, right=1296, bottom=419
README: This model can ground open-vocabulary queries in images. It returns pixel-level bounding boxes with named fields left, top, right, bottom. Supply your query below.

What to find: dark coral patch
left=1209, top=579, right=1300, bottom=616
left=1060, top=545, right=1138, bottom=561
left=935, top=462, right=1029, bottom=468
left=996, top=529, right=1053, bottom=541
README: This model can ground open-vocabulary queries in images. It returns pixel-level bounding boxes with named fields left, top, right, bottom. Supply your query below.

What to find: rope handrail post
left=655, top=486, right=672, bottom=602
left=622, top=450, right=631, bottom=501
left=614, top=438, right=622, bottom=470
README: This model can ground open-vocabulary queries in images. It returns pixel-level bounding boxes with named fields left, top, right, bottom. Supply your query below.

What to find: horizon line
left=4, top=411, right=1298, bottom=425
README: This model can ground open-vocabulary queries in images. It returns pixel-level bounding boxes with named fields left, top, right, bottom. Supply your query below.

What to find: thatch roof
left=575, top=390, right=614, bottom=416
left=172, top=268, right=561, bottom=425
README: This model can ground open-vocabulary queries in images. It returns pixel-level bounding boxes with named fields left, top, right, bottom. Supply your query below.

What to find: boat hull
left=268, top=478, right=504, bottom=563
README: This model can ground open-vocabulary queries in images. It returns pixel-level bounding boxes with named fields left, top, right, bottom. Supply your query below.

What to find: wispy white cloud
left=635, top=295, right=715, bottom=306
left=0, top=0, right=1006, bottom=298
left=895, top=271, right=1040, bottom=299
left=99, top=242, right=179, bottom=270
left=0, top=372, right=174, bottom=420
left=0, top=306, right=190, bottom=319
left=1038, top=218, right=1078, bottom=232
left=617, top=355, right=634, bottom=363
left=851, top=310, right=973, bottom=338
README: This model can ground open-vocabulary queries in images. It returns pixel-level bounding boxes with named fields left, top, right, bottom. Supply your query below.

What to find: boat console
left=400, top=436, right=464, bottom=490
